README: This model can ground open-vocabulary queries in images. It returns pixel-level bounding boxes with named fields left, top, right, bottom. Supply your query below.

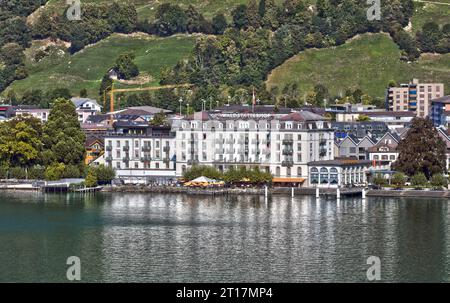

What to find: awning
left=272, top=178, right=306, bottom=183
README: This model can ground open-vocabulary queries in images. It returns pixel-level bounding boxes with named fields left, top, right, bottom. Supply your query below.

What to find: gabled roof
left=85, top=137, right=104, bottom=148
left=71, top=97, right=101, bottom=108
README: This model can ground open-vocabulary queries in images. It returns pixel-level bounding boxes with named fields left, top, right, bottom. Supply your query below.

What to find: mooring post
left=362, top=188, right=366, bottom=199
left=316, top=187, right=320, bottom=198
left=291, top=187, right=295, bottom=198
left=336, top=188, right=341, bottom=200
left=265, top=186, right=268, bottom=198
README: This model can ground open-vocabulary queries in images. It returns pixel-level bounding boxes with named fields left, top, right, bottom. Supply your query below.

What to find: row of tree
left=183, top=165, right=273, bottom=185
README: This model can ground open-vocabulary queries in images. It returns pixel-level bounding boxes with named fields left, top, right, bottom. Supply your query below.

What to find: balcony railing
left=142, top=146, right=151, bottom=152
left=106, top=146, right=112, bottom=151
left=282, top=149, right=294, bottom=156
left=105, top=156, right=113, bottom=162
left=187, top=159, right=199, bottom=165
left=122, top=146, right=130, bottom=152
left=282, top=160, right=294, bottom=167
left=282, top=139, right=294, bottom=145
left=163, top=146, right=170, bottom=152
left=122, top=156, right=130, bottom=162
left=140, top=156, right=152, bottom=162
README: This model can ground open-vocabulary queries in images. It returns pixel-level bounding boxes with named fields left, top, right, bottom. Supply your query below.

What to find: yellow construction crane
left=103, top=82, right=193, bottom=113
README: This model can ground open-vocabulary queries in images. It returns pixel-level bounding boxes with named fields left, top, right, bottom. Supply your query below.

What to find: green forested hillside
left=1, top=0, right=449, bottom=107
left=6, top=34, right=196, bottom=97
left=266, top=33, right=450, bottom=99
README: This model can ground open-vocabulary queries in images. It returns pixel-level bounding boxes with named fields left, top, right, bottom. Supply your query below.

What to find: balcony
left=122, top=156, right=130, bottom=162
left=122, top=146, right=130, bottom=152
left=106, top=146, right=112, bottom=151
left=282, top=160, right=294, bottom=167
left=319, top=149, right=328, bottom=157
left=163, top=146, right=170, bottom=152
left=282, top=139, right=294, bottom=145
left=282, top=149, right=294, bottom=156
left=105, top=156, right=113, bottom=162
left=140, top=156, right=152, bottom=162
left=142, top=146, right=151, bottom=152
left=187, top=159, right=200, bottom=165
left=319, top=139, right=327, bottom=146
left=163, top=158, right=171, bottom=164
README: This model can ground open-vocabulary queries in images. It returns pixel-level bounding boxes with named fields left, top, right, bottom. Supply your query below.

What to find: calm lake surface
left=0, top=191, right=449, bottom=283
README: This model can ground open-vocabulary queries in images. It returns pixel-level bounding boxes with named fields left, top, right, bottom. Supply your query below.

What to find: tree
left=183, top=165, right=222, bottom=181
left=431, top=173, right=448, bottom=190
left=45, top=163, right=66, bottom=181
left=113, top=53, right=139, bottom=80
left=80, top=88, right=88, bottom=98
left=392, top=117, right=447, bottom=178
left=232, top=5, right=248, bottom=29
left=151, top=111, right=168, bottom=126
left=391, top=172, right=406, bottom=189
left=212, top=13, right=228, bottom=35
left=99, top=73, right=113, bottom=99
left=262, top=0, right=279, bottom=29
left=0, top=115, right=43, bottom=167
left=93, top=165, right=116, bottom=185
left=85, top=168, right=98, bottom=188
left=246, top=0, right=261, bottom=28
left=154, top=3, right=188, bottom=36
left=411, top=172, right=428, bottom=189
left=42, top=98, right=86, bottom=166
left=372, top=173, right=387, bottom=188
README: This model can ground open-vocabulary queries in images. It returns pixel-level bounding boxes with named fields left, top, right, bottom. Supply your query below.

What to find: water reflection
left=0, top=192, right=449, bottom=282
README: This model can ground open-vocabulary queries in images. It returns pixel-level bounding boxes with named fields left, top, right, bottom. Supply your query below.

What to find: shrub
left=45, top=163, right=66, bottom=181
left=0, top=166, right=9, bottom=179
left=9, top=167, right=27, bottom=179
left=411, top=172, right=428, bottom=189
left=391, top=172, right=406, bottom=189
left=85, top=168, right=98, bottom=188
left=63, top=165, right=82, bottom=178
left=372, top=173, right=387, bottom=188
left=431, top=174, right=448, bottom=190
left=93, top=165, right=116, bottom=185
left=28, top=166, right=45, bottom=180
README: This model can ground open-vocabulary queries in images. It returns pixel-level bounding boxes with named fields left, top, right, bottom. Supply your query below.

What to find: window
left=297, top=167, right=302, bottom=177
left=320, top=168, right=329, bottom=184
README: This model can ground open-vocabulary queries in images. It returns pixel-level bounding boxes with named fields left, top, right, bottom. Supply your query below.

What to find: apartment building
left=430, top=95, right=450, bottom=127
left=175, top=106, right=335, bottom=181
left=104, top=121, right=176, bottom=183
left=386, top=79, right=444, bottom=118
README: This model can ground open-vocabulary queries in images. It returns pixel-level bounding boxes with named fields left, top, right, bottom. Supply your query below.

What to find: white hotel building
left=175, top=107, right=335, bottom=184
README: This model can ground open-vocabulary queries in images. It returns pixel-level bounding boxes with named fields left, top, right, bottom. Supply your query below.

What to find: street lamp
left=179, top=97, right=183, bottom=116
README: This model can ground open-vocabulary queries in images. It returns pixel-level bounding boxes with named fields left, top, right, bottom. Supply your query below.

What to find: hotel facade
left=174, top=108, right=335, bottom=184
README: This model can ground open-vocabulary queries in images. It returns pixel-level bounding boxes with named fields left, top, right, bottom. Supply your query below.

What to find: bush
left=9, top=167, right=27, bottom=179
left=183, top=165, right=222, bottom=181
left=28, top=166, right=45, bottom=180
left=391, top=172, right=406, bottom=189
left=85, top=168, right=98, bottom=188
left=372, top=173, right=387, bottom=188
left=93, top=165, right=116, bottom=185
left=63, top=165, right=82, bottom=178
left=45, top=163, right=66, bottom=181
left=431, top=174, right=448, bottom=190
left=0, top=166, right=9, bottom=179
left=411, top=172, right=428, bottom=189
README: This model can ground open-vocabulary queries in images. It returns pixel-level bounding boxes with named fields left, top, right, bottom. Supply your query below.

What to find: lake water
left=0, top=191, right=449, bottom=283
